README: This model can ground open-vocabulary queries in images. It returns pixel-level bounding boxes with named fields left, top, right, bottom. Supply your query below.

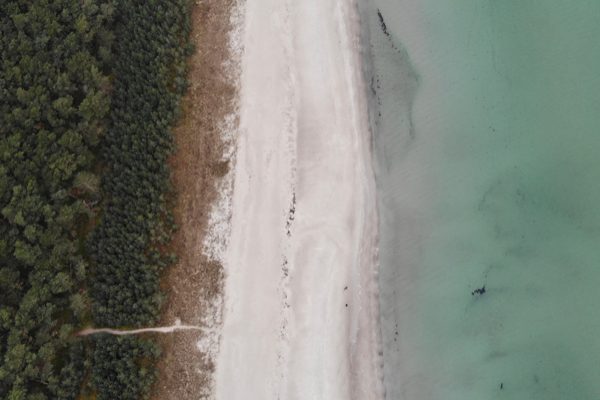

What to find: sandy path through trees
left=78, top=321, right=217, bottom=336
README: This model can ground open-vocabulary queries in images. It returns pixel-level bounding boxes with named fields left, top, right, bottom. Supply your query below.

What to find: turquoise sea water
left=360, top=0, right=600, bottom=398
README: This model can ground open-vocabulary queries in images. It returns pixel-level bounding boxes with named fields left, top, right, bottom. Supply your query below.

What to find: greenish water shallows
left=362, top=0, right=600, bottom=398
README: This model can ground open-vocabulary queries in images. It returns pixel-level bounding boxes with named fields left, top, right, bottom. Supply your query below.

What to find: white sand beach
left=214, top=0, right=384, bottom=398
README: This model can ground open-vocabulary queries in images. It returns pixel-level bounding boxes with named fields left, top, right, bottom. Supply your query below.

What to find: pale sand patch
left=214, top=0, right=383, bottom=398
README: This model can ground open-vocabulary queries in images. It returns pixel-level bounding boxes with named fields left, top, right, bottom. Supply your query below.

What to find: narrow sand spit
left=215, top=0, right=384, bottom=398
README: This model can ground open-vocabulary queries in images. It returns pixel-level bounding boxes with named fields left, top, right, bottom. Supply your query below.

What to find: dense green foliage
left=88, top=334, right=159, bottom=400
left=1, top=0, right=193, bottom=397
left=86, top=0, right=193, bottom=328
left=54, top=339, right=88, bottom=400
left=0, top=0, right=113, bottom=398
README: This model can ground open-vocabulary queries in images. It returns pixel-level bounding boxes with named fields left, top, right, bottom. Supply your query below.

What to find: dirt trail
left=78, top=323, right=216, bottom=336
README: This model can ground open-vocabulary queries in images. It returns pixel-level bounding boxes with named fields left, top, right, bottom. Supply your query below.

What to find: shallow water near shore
left=361, top=0, right=600, bottom=398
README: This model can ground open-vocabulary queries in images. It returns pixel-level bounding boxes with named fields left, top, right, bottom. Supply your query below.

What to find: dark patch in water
left=377, top=10, right=389, bottom=36
left=472, top=285, right=486, bottom=295
left=369, top=9, right=420, bottom=147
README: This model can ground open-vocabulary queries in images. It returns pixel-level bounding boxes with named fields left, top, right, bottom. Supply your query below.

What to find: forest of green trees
left=0, top=0, right=192, bottom=398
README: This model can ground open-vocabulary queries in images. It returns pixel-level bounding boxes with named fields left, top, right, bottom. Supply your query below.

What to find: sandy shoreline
left=214, top=0, right=383, bottom=398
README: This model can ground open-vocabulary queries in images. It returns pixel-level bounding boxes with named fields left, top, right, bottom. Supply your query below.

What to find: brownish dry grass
left=150, top=1, right=240, bottom=399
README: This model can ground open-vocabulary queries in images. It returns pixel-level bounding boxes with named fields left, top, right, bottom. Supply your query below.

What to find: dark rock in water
left=471, top=285, right=486, bottom=295
left=501, top=383, right=503, bottom=389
